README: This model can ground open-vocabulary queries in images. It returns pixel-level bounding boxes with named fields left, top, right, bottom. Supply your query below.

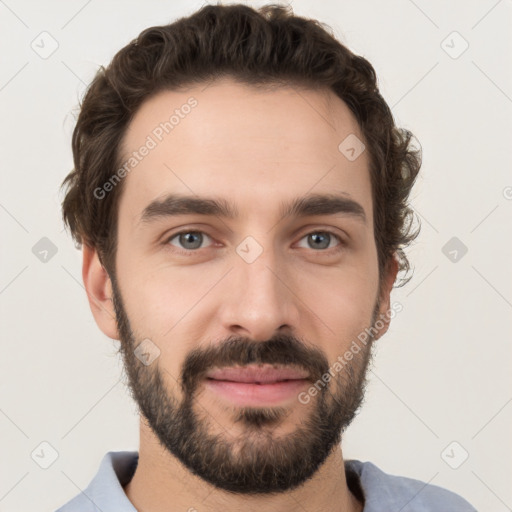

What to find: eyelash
left=163, top=229, right=346, bottom=256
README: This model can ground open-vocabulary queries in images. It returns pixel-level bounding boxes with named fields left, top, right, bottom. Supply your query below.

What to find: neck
left=123, top=419, right=363, bottom=512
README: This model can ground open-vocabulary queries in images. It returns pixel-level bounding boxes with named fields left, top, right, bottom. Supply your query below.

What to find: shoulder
left=345, top=459, right=478, bottom=511
left=54, top=451, right=138, bottom=512
left=55, top=492, right=98, bottom=512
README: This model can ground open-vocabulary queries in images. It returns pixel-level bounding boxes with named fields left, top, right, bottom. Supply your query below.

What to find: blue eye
left=167, top=231, right=213, bottom=252
left=164, top=229, right=344, bottom=255
left=296, top=231, right=342, bottom=251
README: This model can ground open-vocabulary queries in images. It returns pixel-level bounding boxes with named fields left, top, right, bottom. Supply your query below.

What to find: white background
left=0, top=1, right=511, bottom=511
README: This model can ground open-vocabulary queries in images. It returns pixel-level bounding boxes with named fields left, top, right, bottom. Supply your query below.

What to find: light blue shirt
left=55, top=451, right=477, bottom=511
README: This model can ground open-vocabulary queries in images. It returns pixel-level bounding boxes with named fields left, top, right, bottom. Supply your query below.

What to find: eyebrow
left=138, top=192, right=367, bottom=226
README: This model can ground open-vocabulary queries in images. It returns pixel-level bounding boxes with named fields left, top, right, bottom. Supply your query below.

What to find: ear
left=373, top=254, right=400, bottom=341
left=82, top=244, right=120, bottom=340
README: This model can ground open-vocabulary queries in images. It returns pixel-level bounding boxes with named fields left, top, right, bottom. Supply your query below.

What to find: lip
left=205, top=379, right=309, bottom=406
left=205, top=364, right=310, bottom=384
left=204, top=364, right=310, bottom=406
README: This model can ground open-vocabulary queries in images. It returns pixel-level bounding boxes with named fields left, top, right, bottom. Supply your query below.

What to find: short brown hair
left=60, top=3, right=421, bottom=288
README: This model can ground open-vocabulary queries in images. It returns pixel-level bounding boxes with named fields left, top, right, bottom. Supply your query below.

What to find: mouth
left=204, top=364, right=310, bottom=406
left=205, top=364, right=310, bottom=384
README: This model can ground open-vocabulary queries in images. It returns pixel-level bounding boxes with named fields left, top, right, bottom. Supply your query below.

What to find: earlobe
left=82, top=244, right=120, bottom=340
left=374, top=254, right=400, bottom=340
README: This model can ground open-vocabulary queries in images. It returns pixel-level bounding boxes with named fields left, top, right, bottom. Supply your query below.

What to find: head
left=61, top=3, right=421, bottom=495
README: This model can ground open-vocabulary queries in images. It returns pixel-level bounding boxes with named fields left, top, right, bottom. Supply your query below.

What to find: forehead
left=117, top=77, right=372, bottom=228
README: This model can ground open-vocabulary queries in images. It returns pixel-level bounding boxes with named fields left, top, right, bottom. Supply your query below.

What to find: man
left=56, top=3, right=477, bottom=511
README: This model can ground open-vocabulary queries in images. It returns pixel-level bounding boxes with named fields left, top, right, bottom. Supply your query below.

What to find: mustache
left=180, top=333, right=329, bottom=395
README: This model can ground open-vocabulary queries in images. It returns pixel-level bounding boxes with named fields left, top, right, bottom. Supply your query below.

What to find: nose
left=218, top=243, right=301, bottom=342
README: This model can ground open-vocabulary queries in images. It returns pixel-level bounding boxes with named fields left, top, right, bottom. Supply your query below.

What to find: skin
left=82, top=76, right=398, bottom=512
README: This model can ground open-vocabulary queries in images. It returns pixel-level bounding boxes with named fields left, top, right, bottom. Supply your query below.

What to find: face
left=95, top=77, right=397, bottom=494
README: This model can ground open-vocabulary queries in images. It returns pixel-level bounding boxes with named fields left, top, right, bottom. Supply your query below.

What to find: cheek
left=117, top=262, right=216, bottom=344
left=297, top=254, right=378, bottom=310
left=116, top=272, right=196, bottom=389
left=297, top=263, right=378, bottom=357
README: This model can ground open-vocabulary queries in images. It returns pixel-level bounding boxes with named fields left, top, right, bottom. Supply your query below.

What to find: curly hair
left=60, top=2, right=421, bottom=289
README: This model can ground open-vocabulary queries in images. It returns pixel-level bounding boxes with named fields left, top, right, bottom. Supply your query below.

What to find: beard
left=110, top=271, right=380, bottom=495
